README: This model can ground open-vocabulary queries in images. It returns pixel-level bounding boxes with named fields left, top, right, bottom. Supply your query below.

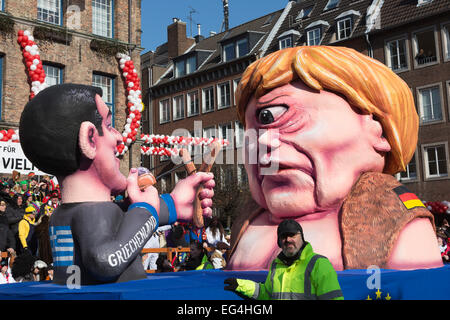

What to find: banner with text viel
left=0, top=141, right=48, bottom=175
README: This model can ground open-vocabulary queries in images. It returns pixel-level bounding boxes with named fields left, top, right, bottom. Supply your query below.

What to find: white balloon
left=28, top=35, right=34, bottom=41
left=129, top=90, right=135, bottom=95
left=30, top=64, right=36, bottom=71
left=0, top=133, right=3, bottom=140
left=12, top=134, right=18, bottom=140
left=130, top=106, right=136, bottom=112
left=128, top=82, right=134, bottom=88
left=129, top=113, right=135, bottom=119
left=126, top=118, right=132, bottom=124
left=33, top=59, right=40, bottom=65
left=122, top=132, right=128, bottom=137
left=24, top=30, right=31, bottom=36
left=31, top=45, right=38, bottom=50
left=125, top=56, right=131, bottom=61
left=133, top=69, right=137, bottom=73
left=123, top=72, right=128, bottom=77
left=120, top=58, right=126, bottom=64
left=126, top=138, right=132, bottom=144
left=25, top=45, right=32, bottom=52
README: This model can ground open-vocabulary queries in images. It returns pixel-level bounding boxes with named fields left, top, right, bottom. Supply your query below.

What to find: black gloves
left=224, top=277, right=238, bottom=291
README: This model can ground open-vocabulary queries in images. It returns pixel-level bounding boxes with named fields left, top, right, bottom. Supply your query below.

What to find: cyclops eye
left=257, top=106, right=288, bottom=125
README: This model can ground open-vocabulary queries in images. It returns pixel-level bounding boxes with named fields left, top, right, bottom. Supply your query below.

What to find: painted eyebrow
left=256, top=94, right=290, bottom=106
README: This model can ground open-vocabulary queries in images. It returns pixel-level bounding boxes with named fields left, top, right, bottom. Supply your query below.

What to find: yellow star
left=375, top=289, right=382, bottom=299
left=366, top=295, right=372, bottom=300
left=385, top=293, right=391, bottom=300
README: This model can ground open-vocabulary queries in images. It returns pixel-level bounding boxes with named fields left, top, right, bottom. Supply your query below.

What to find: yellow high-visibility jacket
left=235, top=243, right=344, bottom=300
left=18, top=214, right=35, bottom=249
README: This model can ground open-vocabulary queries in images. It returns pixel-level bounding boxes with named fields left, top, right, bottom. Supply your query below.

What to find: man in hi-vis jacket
left=225, top=219, right=343, bottom=300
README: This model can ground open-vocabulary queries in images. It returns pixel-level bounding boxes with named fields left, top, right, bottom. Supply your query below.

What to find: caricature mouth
left=258, top=160, right=313, bottom=178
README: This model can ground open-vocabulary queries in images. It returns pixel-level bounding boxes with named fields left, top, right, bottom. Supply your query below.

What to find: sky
left=140, top=0, right=288, bottom=54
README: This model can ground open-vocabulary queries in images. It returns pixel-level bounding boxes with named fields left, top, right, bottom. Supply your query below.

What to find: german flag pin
left=393, top=186, right=425, bottom=210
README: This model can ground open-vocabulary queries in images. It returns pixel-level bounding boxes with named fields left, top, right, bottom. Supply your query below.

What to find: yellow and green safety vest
left=195, top=254, right=214, bottom=270
left=235, top=243, right=344, bottom=300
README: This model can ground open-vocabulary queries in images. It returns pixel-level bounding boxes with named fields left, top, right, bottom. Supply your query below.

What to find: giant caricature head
left=19, top=83, right=126, bottom=193
left=236, top=46, right=418, bottom=220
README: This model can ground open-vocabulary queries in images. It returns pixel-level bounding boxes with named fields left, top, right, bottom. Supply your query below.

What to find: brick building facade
left=0, top=0, right=143, bottom=175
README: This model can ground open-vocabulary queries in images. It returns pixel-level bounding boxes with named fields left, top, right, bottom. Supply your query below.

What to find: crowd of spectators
left=436, top=218, right=450, bottom=263
left=140, top=215, right=231, bottom=273
left=0, top=171, right=58, bottom=283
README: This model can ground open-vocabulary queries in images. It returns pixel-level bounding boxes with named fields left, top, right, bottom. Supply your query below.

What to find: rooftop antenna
left=188, top=6, right=198, bottom=37
left=221, top=0, right=229, bottom=32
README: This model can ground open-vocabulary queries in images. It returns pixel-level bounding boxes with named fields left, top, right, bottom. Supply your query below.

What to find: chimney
left=194, top=24, right=204, bottom=43
left=167, top=18, right=195, bottom=59
left=210, top=31, right=217, bottom=37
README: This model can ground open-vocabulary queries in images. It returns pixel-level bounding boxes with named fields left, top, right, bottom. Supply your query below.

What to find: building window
left=175, top=55, right=196, bottom=78
left=219, top=123, right=233, bottom=149
left=159, top=99, right=170, bottom=124
left=307, top=28, right=321, bottom=46
left=217, top=82, right=231, bottom=109
left=413, top=27, right=438, bottom=66
left=337, top=17, right=352, bottom=40
left=324, top=0, right=340, bottom=11
left=397, top=152, right=418, bottom=182
left=442, top=22, right=450, bottom=61
left=0, top=0, right=3, bottom=11
left=386, top=38, right=408, bottom=72
left=219, top=166, right=233, bottom=189
left=37, top=0, right=62, bottom=25
left=92, top=0, right=113, bottom=38
left=202, top=86, right=214, bottom=113
left=417, top=85, right=443, bottom=123
left=237, top=38, right=249, bottom=57
left=233, top=78, right=240, bottom=105
left=223, top=43, right=235, bottom=61
left=279, top=36, right=293, bottom=49
left=92, top=73, right=115, bottom=126
left=43, top=64, right=63, bottom=87
left=296, top=6, right=314, bottom=21
left=223, top=38, right=249, bottom=62
left=203, top=126, right=217, bottom=139
left=187, top=91, right=199, bottom=117
left=237, top=164, right=248, bottom=187
left=234, top=121, right=244, bottom=148
left=422, top=143, right=448, bottom=179
left=172, top=95, right=185, bottom=120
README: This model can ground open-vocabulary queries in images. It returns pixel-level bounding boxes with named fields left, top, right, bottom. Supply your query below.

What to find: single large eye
left=257, top=106, right=288, bottom=125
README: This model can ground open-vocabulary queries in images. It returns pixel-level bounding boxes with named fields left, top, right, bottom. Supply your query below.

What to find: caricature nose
left=258, top=129, right=281, bottom=149
left=258, top=129, right=280, bottom=164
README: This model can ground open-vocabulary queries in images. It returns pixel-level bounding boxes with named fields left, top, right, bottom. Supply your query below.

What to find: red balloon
left=22, top=35, right=28, bottom=42
left=18, top=30, right=24, bottom=36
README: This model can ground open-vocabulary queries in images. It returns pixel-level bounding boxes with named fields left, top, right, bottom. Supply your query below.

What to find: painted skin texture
left=228, top=80, right=442, bottom=271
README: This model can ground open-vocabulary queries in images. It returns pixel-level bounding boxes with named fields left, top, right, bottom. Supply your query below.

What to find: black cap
left=277, top=219, right=303, bottom=247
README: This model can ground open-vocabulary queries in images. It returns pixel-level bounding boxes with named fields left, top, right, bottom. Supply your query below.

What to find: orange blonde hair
left=236, top=46, right=418, bottom=175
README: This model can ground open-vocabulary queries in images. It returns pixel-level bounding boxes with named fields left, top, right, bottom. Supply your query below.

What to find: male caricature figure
left=229, top=47, right=442, bottom=271
left=20, top=84, right=215, bottom=284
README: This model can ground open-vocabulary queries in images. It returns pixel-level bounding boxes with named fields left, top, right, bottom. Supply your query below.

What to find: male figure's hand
left=127, top=168, right=160, bottom=214
left=170, top=172, right=215, bottom=221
